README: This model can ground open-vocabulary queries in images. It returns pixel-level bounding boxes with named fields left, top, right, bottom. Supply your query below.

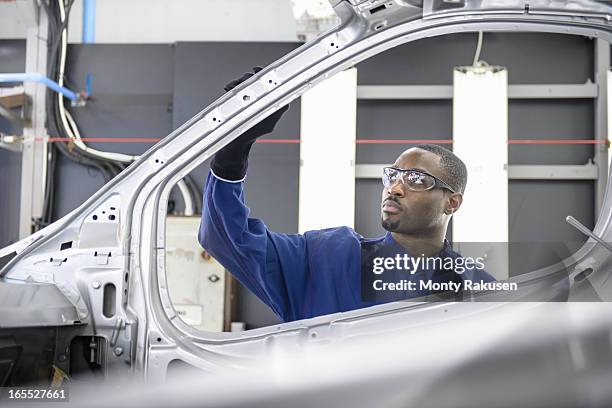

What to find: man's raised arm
left=198, top=68, right=305, bottom=322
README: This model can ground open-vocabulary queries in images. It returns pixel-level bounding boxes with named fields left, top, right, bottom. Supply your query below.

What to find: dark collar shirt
left=200, top=171, right=496, bottom=322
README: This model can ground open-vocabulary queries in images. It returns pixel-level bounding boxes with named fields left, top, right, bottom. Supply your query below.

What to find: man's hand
left=211, top=67, right=290, bottom=181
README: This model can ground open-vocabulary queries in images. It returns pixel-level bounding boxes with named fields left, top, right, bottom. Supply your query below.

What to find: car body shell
left=1, top=0, right=612, bottom=399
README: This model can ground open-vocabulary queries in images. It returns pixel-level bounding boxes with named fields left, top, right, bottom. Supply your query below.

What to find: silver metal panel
left=0, top=282, right=80, bottom=328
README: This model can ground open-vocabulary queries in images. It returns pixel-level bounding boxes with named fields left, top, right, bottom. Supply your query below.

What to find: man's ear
left=445, top=192, right=463, bottom=215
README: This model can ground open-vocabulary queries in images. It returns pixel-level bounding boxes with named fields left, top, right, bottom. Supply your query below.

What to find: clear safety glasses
left=382, top=167, right=456, bottom=193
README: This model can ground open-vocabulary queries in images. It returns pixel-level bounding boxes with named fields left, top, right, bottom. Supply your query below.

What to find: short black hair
left=414, top=144, right=467, bottom=194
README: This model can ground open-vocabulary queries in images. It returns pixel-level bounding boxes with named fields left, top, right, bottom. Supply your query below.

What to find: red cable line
left=256, top=139, right=300, bottom=144
left=508, top=140, right=606, bottom=145
left=45, top=137, right=159, bottom=143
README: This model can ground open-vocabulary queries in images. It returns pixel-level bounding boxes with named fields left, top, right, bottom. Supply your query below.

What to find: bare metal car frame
left=2, top=0, right=612, bottom=384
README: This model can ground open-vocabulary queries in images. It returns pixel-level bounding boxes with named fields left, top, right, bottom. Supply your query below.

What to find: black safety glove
left=210, top=66, right=290, bottom=181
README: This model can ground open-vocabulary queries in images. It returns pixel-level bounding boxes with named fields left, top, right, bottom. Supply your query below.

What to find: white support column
left=19, top=5, right=48, bottom=237
left=452, top=66, right=509, bottom=280
left=298, top=68, right=357, bottom=233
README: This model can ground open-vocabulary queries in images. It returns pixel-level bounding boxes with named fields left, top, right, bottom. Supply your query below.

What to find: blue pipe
left=0, top=73, right=80, bottom=101
left=82, top=0, right=96, bottom=44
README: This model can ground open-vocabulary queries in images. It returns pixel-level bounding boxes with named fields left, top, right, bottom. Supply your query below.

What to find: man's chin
left=381, top=217, right=400, bottom=232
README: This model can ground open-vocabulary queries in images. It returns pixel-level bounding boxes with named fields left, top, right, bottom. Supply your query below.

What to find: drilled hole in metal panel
left=103, top=283, right=116, bottom=318
left=574, top=268, right=593, bottom=283
left=370, top=4, right=387, bottom=14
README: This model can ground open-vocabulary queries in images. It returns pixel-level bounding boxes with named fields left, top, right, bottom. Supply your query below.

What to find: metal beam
left=355, top=164, right=385, bottom=179
left=356, top=82, right=598, bottom=100
left=594, top=39, right=609, bottom=218
left=356, top=162, right=598, bottom=180
left=19, top=6, right=48, bottom=238
left=509, top=82, right=597, bottom=99
left=358, top=85, right=453, bottom=99
left=507, top=162, right=598, bottom=180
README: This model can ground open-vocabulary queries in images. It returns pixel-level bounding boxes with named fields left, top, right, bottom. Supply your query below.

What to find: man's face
left=380, top=148, right=451, bottom=235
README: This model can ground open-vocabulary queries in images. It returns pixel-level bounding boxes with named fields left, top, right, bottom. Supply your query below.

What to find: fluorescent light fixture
left=299, top=68, right=357, bottom=233
left=452, top=65, right=509, bottom=280
left=292, top=0, right=339, bottom=41
left=291, top=0, right=336, bottom=19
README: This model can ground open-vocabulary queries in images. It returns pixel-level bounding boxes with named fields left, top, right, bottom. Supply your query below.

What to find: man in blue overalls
left=199, top=69, right=495, bottom=323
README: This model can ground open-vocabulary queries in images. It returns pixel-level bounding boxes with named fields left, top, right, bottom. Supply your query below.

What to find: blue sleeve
left=198, top=171, right=309, bottom=322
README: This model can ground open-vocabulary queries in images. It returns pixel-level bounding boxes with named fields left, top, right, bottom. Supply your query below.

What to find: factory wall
left=66, top=0, right=298, bottom=43
left=0, top=0, right=298, bottom=43
left=0, top=40, right=26, bottom=249
left=0, top=32, right=599, bottom=328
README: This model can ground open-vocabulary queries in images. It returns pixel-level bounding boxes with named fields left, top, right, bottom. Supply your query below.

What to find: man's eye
left=406, top=173, right=424, bottom=184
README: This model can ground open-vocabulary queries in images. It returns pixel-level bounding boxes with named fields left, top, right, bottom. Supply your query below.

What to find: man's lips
left=382, top=200, right=401, bottom=214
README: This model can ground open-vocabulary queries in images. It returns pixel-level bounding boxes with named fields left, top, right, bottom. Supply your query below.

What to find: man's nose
left=386, top=179, right=405, bottom=197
